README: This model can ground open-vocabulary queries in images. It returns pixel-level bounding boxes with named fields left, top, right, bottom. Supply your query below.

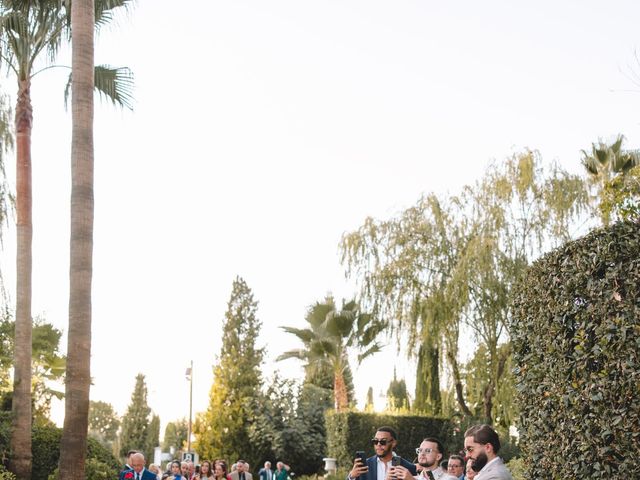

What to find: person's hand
left=389, top=466, right=412, bottom=480
left=348, top=459, right=368, bottom=480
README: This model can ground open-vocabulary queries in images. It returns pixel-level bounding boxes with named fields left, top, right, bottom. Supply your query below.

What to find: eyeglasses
left=447, top=464, right=463, bottom=470
left=371, top=438, right=391, bottom=446
left=415, top=448, right=434, bottom=455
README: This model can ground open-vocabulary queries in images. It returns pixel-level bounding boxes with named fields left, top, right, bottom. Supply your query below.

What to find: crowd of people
left=118, top=423, right=509, bottom=480
left=118, top=453, right=292, bottom=480
left=347, top=424, right=512, bottom=480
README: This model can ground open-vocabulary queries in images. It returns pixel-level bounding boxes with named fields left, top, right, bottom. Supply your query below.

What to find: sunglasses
left=371, top=438, right=391, bottom=446
left=415, top=448, right=434, bottom=454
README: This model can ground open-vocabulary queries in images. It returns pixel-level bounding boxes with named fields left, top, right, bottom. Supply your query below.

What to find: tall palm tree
left=58, top=0, right=94, bottom=478
left=277, top=297, right=387, bottom=411
left=0, top=1, right=133, bottom=477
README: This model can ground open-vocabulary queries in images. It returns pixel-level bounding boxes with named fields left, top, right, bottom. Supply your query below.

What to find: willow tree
left=341, top=151, right=589, bottom=423
left=278, top=296, right=386, bottom=411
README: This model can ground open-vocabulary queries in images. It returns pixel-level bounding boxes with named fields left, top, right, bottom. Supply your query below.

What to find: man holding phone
left=392, top=437, right=457, bottom=480
left=347, top=426, right=417, bottom=480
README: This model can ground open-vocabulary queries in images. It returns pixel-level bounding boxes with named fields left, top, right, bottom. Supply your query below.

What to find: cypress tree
left=194, top=276, right=263, bottom=465
left=119, top=374, right=152, bottom=458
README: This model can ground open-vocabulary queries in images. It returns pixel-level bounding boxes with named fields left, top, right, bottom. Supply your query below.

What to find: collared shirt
left=415, top=467, right=446, bottom=480
left=376, top=457, right=392, bottom=480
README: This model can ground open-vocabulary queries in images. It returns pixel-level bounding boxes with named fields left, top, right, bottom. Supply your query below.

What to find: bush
left=325, top=410, right=456, bottom=470
left=511, top=221, right=640, bottom=478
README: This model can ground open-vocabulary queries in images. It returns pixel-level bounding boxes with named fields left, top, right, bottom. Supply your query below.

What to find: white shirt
left=377, top=457, right=392, bottom=480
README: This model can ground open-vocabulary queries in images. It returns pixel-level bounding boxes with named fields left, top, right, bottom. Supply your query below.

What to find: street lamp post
left=186, top=360, right=193, bottom=454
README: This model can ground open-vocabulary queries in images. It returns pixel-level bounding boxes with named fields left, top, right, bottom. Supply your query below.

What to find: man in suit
left=393, top=437, right=457, bottom=480
left=230, top=460, right=254, bottom=480
left=347, top=426, right=417, bottom=480
left=122, top=452, right=158, bottom=480
left=259, top=461, right=274, bottom=480
left=463, top=425, right=513, bottom=480
left=119, top=450, right=139, bottom=480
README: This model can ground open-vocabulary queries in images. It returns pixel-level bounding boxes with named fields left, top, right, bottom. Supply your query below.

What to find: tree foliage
left=340, top=151, right=589, bottom=423
left=193, top=276, right=264, bottom=465
left=278, top=296, right=385, bottom=411
left=88, top=401, right=120, bottom=450
left=162, top=418, right=188, bottom=452
left=386, top=369, right=409, bottom=411
left=119, top=374, right=152, bottom=459
left=581, top=134, right=640, bottom=224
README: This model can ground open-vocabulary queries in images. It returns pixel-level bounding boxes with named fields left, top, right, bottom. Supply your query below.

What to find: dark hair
left=127, top=450, right=138, bottom=457
left=422, top=437, right=444, bottom=456
left=376, top=426, right=398, bottom=440
left=463, top=424, right=501, bottom=454
left=448, top=455, right=464, bottom=467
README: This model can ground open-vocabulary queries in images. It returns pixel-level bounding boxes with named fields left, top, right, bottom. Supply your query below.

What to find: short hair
left=127, top=450, right=138, bottom=457
left=448, top=455, right=464, bottom=467
left=376, top=426, right=397, bottom=440
left=422, top=437, right=444, bottom=456
left=464, top=424, right=501, bottom=454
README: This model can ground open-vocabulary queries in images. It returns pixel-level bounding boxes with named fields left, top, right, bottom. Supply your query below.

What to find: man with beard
left=463, top=425, right=513, bottom=480
left=392, top=437, right=456, bottom=480
left=347, top=426, right=417, bottom=480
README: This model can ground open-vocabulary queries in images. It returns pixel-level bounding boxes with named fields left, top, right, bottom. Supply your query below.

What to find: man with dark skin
left=348, top=426, right=416, bottom=480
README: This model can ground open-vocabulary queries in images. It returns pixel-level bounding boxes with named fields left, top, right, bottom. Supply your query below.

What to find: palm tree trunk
left=10, top=77, right=33, bottom=480
left=59, top=0, right=94, bottom=477
left=334, top=370, right=349, bottom=411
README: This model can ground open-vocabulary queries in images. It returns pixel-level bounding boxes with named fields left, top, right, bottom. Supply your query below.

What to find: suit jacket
left=121, top=469, right=158, bottom=480
left=259, top=468, right=274, bottom=480
left=475, top=458, right=512, bottom=480
left=350, top=456, right=417, bottom=480
left=230, top=472, right=254, bottom=480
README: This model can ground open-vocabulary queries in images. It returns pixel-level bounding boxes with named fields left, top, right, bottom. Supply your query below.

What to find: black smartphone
left=391, top=456, right=402, bottom=467
left=355, top=450, right=366, bottom=465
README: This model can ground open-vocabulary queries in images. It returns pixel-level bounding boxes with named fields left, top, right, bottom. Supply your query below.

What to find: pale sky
left=2, top=0, right=640, bottom=437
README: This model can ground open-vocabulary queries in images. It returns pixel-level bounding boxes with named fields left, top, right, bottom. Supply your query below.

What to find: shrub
left=325, top=410, right=456, bottom=470
left=511, top=221, right=640, bottom=478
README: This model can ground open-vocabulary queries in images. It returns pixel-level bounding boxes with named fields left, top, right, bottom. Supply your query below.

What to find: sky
left=2, top=0, right=640, bottom=440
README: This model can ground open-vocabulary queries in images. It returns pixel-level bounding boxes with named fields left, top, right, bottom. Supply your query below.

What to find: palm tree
left=58, top=0, right=94, bottom=478
left=277, top=296, right=387, bottom=411
left=0, top=1, right=133, bottom=477
left=581, top=134, right=640, bottom=225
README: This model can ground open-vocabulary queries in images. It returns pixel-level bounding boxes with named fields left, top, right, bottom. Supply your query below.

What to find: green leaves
left=512, top=221, right=640, bottom=478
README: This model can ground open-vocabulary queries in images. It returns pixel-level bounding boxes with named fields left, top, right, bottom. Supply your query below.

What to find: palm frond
left=279, top=326, right=314, bottom=344
left=93, top=64, right=134, bottom=109
left=276, top=349, right=308, bottom=363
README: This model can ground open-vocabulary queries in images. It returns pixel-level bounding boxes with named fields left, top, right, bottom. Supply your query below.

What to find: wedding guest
left=149, top=463, right=162, bottom=480
left=167, top=460, right=185, bottom=480
left=129, top=452, right=158, bottom=480
left=465, top=460, right=476, bottom=480
left=215, top=461, right=231, bottom=480
left=120, top=450, right=139, bottom=480
left=198, top=460, right=214, bottom=479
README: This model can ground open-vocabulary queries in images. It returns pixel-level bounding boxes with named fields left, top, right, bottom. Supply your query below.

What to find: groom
left=121, top=452, right=157, bottom=480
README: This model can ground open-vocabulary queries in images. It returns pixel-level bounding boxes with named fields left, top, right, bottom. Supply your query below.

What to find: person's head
left=465, top=458, right=477, bottom=479
left=237, top=460, right=246, bottom=473
left=170, top=461, right=181, bottom=475
left=149, top=464, right=161, bottom=475
left=276, top=462, right=284, bottom=471
left=264, top=462, right=271, bottom=470
left=245, top=463, right=250, bottom=473
left=127, top=450, right=139, bottom=465
left=372, top=426, right=397, bottom=460
left=181, top=461, right=190, bottom=476
left=416, top=437, right=444, bottom=470
left=447, top=455, right=464, bottom=478
left=463, top=424, right=500, bottom=472
left=131, top=453, right=146, bottom=473
left=201, top=461, right=212, bottom=475
left=188, top=462, right=196, bottom=475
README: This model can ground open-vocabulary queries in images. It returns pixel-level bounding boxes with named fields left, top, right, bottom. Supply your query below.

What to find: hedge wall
left=0, top=418, right=119, bottom=480
left=325, top=411, right=457, bottom=470
left=511, top=221, right=640, bottom=478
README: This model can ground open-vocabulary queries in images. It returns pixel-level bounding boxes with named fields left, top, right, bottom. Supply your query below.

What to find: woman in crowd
left=214, top=460, right=231, bottom=480
left=167, top=460, right=185, bottom=480
left=198, top=460, right=215, bottom=479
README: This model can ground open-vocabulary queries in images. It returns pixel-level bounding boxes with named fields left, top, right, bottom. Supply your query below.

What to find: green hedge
left=325, top=411, right=456, bottom=470
left=511, top=221, right=640, bottom=478
left=0, top=418, right=119, bottom=480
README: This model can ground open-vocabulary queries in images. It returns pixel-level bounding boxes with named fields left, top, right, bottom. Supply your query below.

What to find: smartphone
left=391, top=456, right=402, bottom=467
left=355, top=450, right=366, bottom=465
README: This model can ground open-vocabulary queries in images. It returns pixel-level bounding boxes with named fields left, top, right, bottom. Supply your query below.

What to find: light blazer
left=475, top=458, right=513, bottom=480
left=231, top=472, right=254, bottom=480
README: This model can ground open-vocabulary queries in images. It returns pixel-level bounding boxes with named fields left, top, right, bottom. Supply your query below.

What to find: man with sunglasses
left=348, top=426, right=417, bottom=480
left=463, top=425, right=512, bottom=480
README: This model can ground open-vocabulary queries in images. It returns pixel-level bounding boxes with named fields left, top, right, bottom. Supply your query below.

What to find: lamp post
left=186, top=360, right=193, bottom=454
